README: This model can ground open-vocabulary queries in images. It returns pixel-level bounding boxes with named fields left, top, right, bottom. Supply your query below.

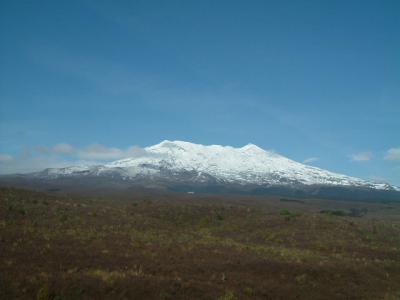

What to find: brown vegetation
left=1, top=187, right=400, bottom=299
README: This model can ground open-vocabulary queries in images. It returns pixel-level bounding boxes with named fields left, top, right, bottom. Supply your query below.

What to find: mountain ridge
left=22, top=140, right=398, bottom=192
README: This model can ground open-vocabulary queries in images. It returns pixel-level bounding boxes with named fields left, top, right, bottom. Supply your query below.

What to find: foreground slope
left=1, top=187, right=400, bottom=299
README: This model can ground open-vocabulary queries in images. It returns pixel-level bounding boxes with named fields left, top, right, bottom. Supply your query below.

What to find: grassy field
left=1, top=187, right=400, bottom=299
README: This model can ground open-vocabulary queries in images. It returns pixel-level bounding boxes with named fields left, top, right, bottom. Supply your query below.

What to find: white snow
left=41, top=140, right=400, bottom=191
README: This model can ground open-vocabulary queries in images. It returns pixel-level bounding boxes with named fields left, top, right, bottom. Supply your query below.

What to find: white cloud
left=368, top=176, right=389, bottom=184
left=302, top=157, right=319, bottom=164
left=351, top=152, right=372, bottom=162
left=35, top=146, right=50, bottom=154
left=78, top=144, right=125, bottom=160
left=384, top=148, right=400, bottom=161
left=0, top=155, right=71, bottom=174
left=0, top=154, right=13, bottom=162
left=0, top=143, right=157, bottom=174
left=77, top=144, right=148, bottom=161
left=53, top=143, right=74, bottom=154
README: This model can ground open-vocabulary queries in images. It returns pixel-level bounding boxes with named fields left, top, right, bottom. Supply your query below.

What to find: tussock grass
left=1, top=187, right=400, bottom=299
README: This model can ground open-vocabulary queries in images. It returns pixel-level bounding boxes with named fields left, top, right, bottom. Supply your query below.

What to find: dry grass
left=1, top=187, right=400, bottom=299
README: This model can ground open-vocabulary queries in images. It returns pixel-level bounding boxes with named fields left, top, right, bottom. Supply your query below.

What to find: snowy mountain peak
left=148, top=140, right=270, bottom=157
left=241, top=143, right=265, bottom=152
left=30, top=140, right=400, bottom=193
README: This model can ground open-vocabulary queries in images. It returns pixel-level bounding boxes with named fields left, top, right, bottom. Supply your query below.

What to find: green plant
left=218, top=291, right=236, bottom=300
left=280, top=209, right=296, bottom=221
left=243, top=287, right=253, bottom=296
left=36, top=284, right=56, bottom=300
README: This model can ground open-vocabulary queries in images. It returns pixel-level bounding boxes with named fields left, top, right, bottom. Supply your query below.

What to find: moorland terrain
left=1, top=187, right=400, bottom=299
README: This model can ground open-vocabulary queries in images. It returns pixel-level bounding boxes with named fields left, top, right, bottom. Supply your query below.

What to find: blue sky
left=0, top=0, right=399, bottom=185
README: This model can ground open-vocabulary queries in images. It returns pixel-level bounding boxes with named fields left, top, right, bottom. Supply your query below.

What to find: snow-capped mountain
left=33, top=140, right=399, bottom=192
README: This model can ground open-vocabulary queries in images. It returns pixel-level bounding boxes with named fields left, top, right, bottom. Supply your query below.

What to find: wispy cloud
left=302, top=157, right=319, bottom=164
left=53, top=143, right=74, bottom=154
left=368, top=176, right=389, bottom=184
left=30, top=44, right=156, bottom=98
left=384, top=148, right=400, bottom=161
left=0, top=143, right=157, bottom=174
left=78, top=144, right=149, bottom=161
left=0, top=155, right=72, bottom=174
left=0, top=154, right=13, bottom=162
left=351, top=152, right=372, bottom=162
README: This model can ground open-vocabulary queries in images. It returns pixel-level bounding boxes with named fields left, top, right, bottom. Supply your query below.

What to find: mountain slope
left=28, top=140, right=398, bottom=192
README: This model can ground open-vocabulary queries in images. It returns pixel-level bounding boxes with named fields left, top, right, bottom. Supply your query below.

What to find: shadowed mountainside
left=0, top=174, right=399, bottom=202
